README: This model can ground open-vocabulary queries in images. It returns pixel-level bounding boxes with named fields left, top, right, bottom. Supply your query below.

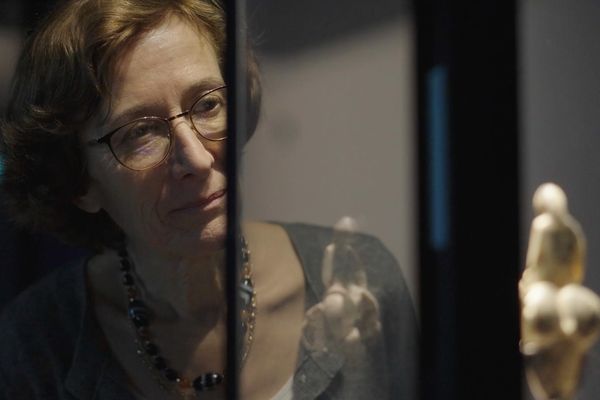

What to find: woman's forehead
left=85, top=16, right=222, bottom=137
left=113, top=16, right=220, bottom=91
left=106, top=17, right=222, bottom=117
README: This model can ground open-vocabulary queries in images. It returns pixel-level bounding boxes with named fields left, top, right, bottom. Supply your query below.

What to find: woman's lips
left=171, top=189, right=226, bottom=213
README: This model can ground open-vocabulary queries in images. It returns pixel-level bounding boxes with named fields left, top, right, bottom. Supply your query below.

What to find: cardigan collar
left=64, top=259, right=135, bottom=400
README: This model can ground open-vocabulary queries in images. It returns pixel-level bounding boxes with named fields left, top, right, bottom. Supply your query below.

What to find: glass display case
left=0, top=0, right=419, bottom=399
left=520, top=0, right=600, bottom=398
left=237, top=0, right=418, bottom=398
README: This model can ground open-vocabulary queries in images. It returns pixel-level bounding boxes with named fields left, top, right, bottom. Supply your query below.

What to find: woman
left=0, top=1, right=417, bottom=399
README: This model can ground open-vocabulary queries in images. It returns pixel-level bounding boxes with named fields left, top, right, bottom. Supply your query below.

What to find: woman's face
left=78, top=16, right=227, bottom=257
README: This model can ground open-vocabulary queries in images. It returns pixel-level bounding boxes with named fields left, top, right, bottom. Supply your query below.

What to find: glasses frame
left=88, top=85, right=227, bottom=171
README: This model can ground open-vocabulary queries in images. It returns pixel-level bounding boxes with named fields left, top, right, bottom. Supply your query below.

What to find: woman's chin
left=174, top=216, right=228, bottom=255
left=127, top=214, right=228, bottom=259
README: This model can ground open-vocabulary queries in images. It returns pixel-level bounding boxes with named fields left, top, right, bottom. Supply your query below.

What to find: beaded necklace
left=117, top=236, right=257, bottom=398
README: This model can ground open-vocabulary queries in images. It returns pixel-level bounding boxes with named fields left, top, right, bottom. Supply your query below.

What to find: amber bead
left=177, top=378, right=191, bottom=389
left=127, top=287, right=137, bottom=298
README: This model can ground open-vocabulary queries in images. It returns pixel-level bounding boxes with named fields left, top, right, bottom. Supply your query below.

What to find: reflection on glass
left=241, top=0, right=418, bottom=398
left=0, top=0, right=417, bottom=399
left=303, top=217, right=382, bottom=352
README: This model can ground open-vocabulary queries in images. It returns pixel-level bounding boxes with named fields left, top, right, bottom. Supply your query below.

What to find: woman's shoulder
left=271, top=222, right=417, bottom=399
left=275, top=221, right=394, bottom=255
left=0, top=256, right=123, bottom=399
left=0, top=258, right=87, bottom=324
left=0, top=259, right=88, bottom=370
left=276, top=222, right=404, bottom=277
left=252, top=221, right=410, bottom=300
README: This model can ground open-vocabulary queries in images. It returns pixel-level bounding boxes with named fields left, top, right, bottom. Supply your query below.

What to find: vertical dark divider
left=224, top=0, right=246, bottom=399
left=417, top=1, right=522, bottom=399
left=416, top=1, right=456, bottom=398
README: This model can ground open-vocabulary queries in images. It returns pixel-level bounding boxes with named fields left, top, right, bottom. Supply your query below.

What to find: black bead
left=152, top=356, right=166, bottom=370
left=118, top=249, right=128, bottom=258
left=193, top=376, right=206, bottom=392
left=193, top=373, right=223, bottom=392
left=136, top=326, right=149, bottom=338
left=132, top=315, right=148, bottom=328
left=129, top=306, right=149, bottom=327
left=122, top=273, right=134, bottom=286
left=239, top=279, right=254, bottom=307
left=128, top=298, right=143, bottom=307
left=164, top=368, right=179, bottom=381
left=205, top=372, right=223, bottom=388
left=144, top=341, right=158, bottom=356
left=242, top=278, right=252, bottom=287
left=120, top=259, right=131, bottom=271
left=128, top=300, right=149, bottom=327
left=128, top=300, right=146, bottom=315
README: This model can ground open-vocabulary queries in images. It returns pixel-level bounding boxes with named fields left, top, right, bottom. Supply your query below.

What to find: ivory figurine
left=521, top=183, right=600, bottom=400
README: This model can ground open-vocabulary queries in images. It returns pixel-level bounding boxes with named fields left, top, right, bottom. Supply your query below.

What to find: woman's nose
left=168, top=120, right=215, bottom=180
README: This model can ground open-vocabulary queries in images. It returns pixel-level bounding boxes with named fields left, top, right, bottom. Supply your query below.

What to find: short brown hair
left=0, top=0, right=261, bottom=251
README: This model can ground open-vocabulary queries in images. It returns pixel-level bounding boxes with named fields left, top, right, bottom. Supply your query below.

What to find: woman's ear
left=73, top=183, right=102, bottom=213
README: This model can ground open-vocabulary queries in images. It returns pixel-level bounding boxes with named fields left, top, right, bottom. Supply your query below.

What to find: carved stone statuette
left=520, top=183, right=600, bottom=400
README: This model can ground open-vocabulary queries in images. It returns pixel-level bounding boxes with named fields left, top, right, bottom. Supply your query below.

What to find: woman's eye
left=125, top=121, right=160, bottom=139
left=131, top=126, right=151, bottom=137
left=113, top=120, right=163, bottom=149
left=194, top=95, right=224, bottom=117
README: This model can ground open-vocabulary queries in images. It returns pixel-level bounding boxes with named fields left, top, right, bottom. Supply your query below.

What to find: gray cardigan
left=0, top=223, right=417, bottom=399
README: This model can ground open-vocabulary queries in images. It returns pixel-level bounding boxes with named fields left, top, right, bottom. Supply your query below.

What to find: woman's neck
left=125, top=243, right=227, bottom=325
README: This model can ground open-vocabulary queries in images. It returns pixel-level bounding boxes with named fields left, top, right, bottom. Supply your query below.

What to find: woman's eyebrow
left=103, top=77, right=226, bottom=129
left=106, top=104, right=157, bottom=129
left=181, top=77, right=226, bottom=104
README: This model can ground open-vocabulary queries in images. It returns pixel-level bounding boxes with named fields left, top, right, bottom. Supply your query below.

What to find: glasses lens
left=111, top=118, right=170, bottom=170
left=190, top=87, right=227, bottom=140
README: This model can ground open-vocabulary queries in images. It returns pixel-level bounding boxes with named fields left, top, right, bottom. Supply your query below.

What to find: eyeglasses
left=88, top=85, right=227, bottom=171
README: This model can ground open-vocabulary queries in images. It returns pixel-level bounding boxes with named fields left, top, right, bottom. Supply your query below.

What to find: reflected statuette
left=521, top=183, right=600, bottom=400
left=302, top=216, right=382, bottom=354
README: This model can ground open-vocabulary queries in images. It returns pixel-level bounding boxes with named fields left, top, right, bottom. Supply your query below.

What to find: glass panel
left=520, top=0, right=600, bottom=399
left=239, top=0, right=418, bottom=398
left=1, top=1, right=235, bottom=398
left=0, top=1, right=417, bottom=399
